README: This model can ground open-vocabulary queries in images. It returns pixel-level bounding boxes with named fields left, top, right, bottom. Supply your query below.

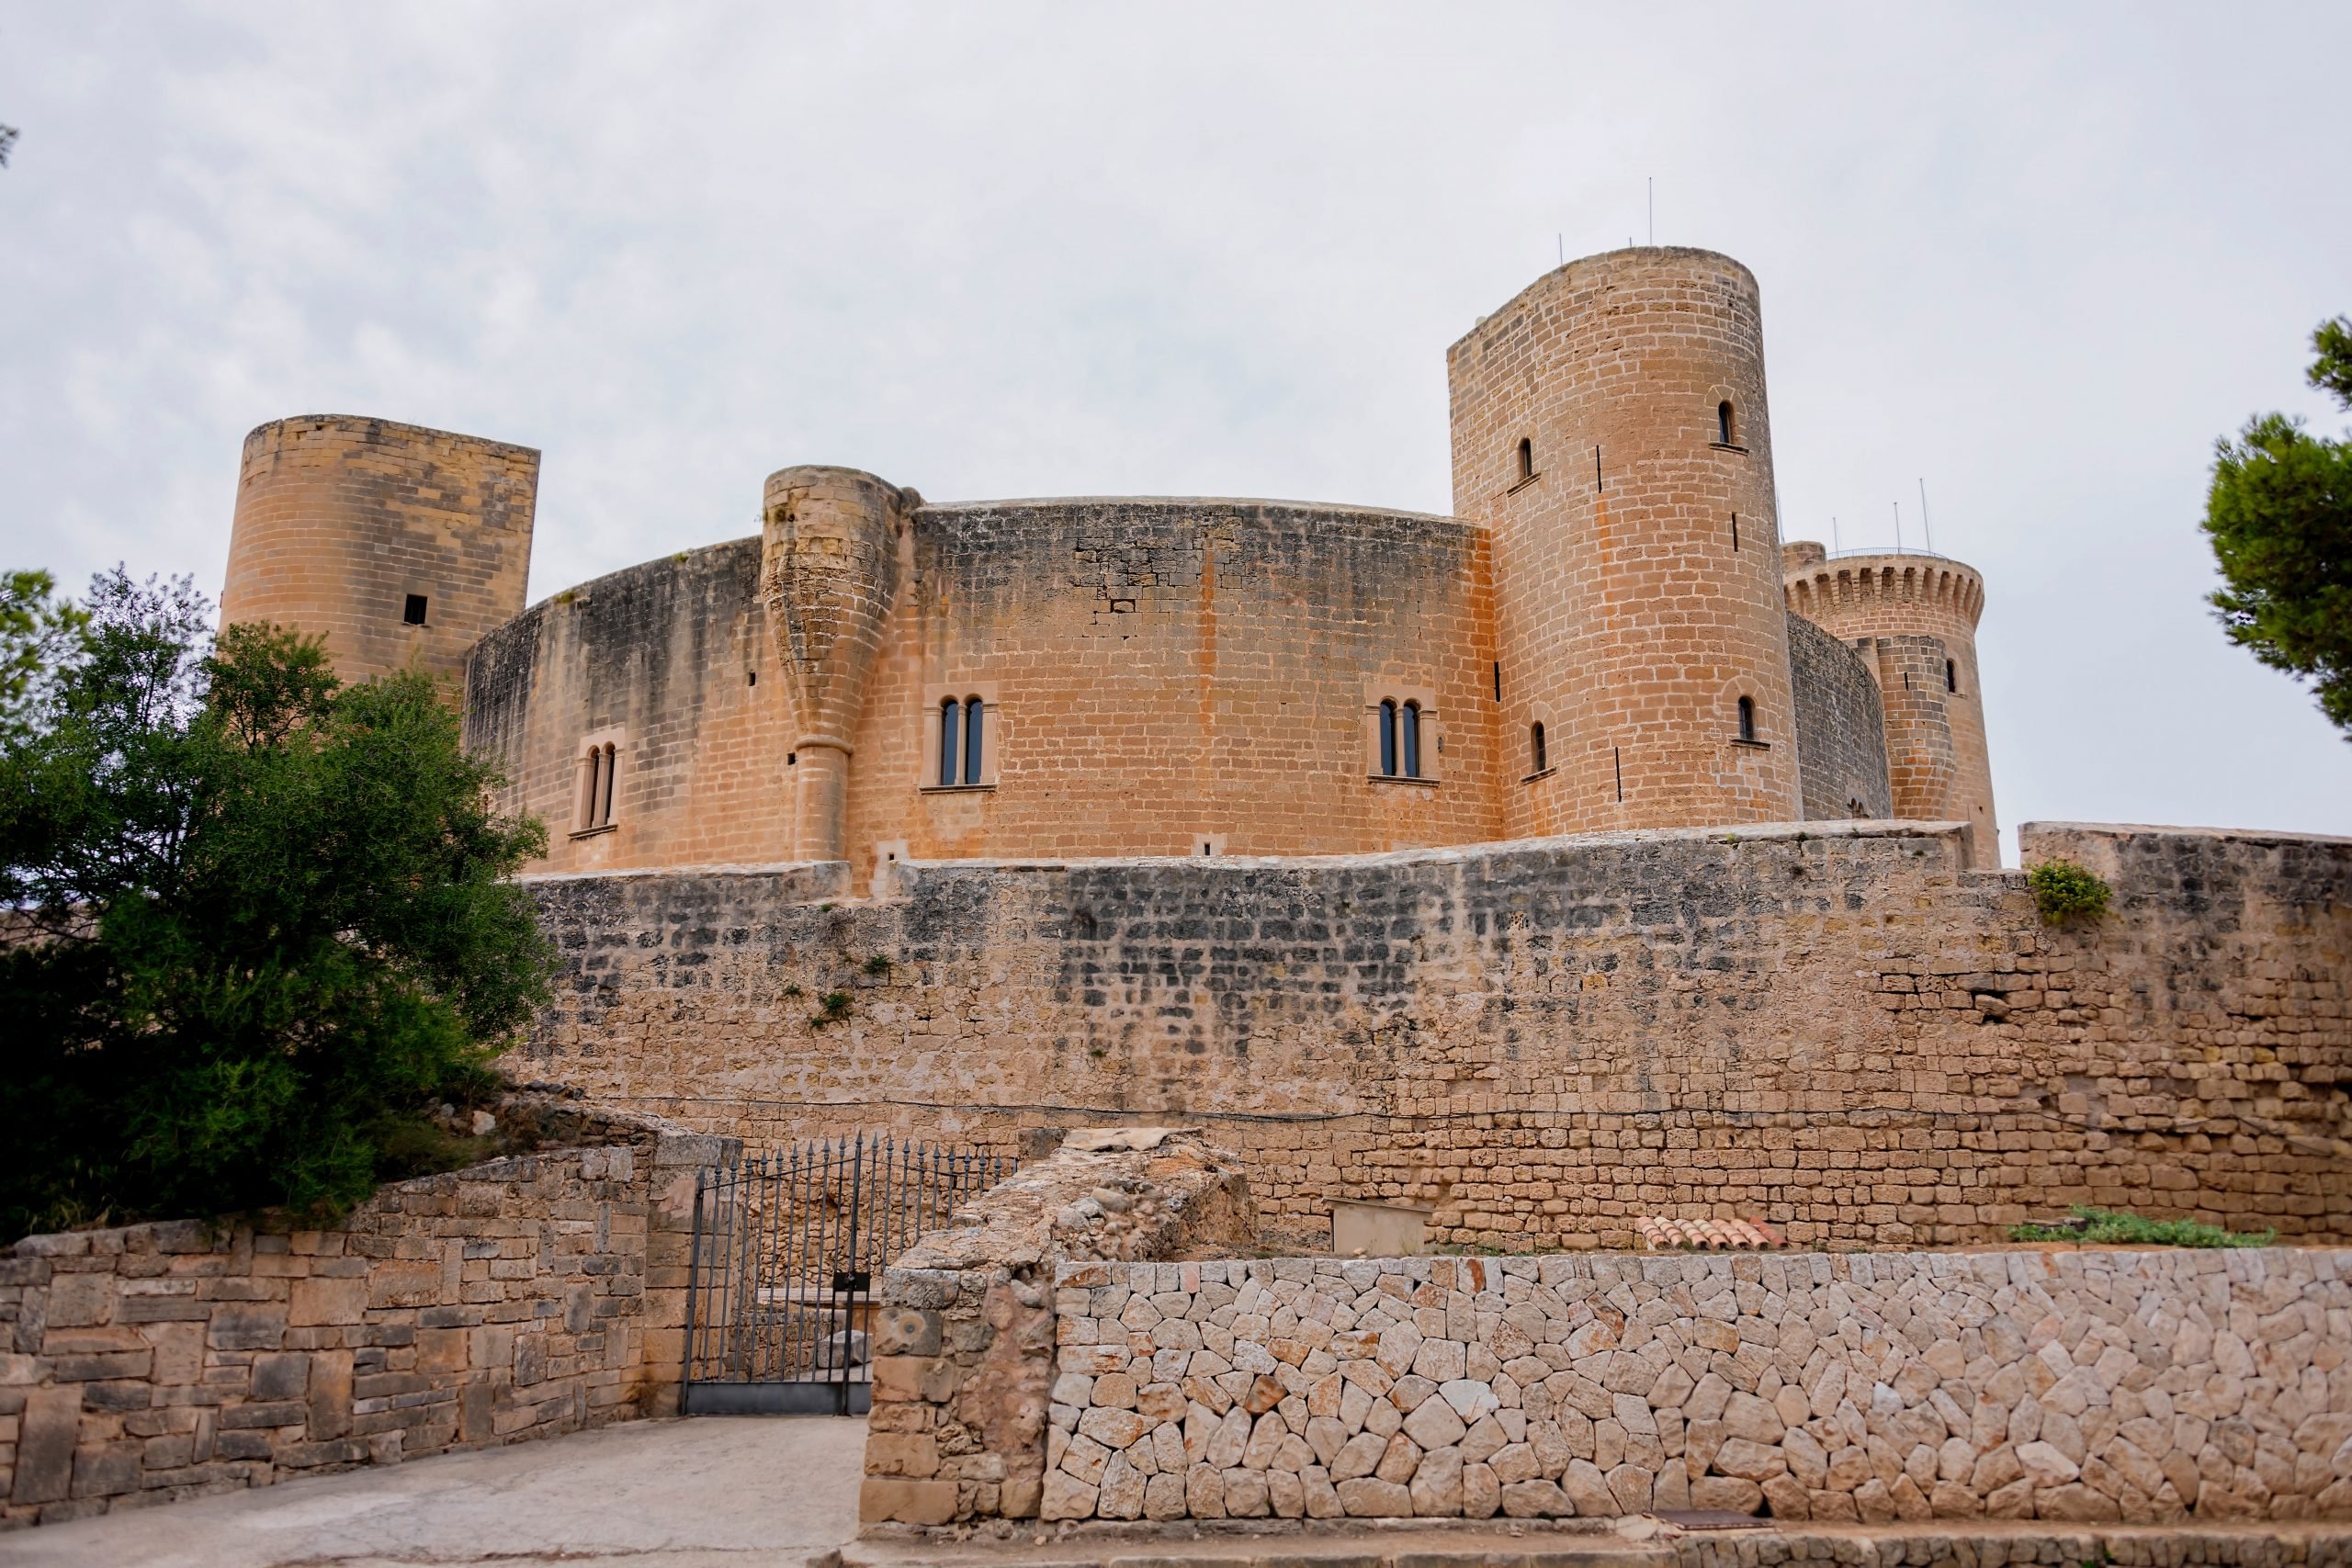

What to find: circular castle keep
left=219, top=247, right=1998, bottom=880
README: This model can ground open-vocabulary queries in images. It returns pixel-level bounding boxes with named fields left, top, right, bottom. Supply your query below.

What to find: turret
left=1450, top=247, right=1800, bottom=834
left=1781, top=543, right=1999, bottom=864
left=220, top=415, right=538, bottom=684
left=760, top=465, right=914, bottom=863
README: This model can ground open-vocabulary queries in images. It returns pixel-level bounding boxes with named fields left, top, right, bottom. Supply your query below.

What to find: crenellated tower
left=759, top=465, right=914, bottom=863
left=1781, top=541, right=1999, bottom=864
left=1449, top=247, right=1801, bottom=835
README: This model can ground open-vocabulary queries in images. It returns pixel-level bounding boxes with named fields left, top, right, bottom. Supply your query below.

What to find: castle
left=210, top=246, right=2350, bottom=1250
left=220, top=247, right=1997, bottom=886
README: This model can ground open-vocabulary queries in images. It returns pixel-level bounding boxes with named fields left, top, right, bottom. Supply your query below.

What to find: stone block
left=860, top=1477, right=957, bottom=1524
left=9, top=1387, right=81, bottom=1505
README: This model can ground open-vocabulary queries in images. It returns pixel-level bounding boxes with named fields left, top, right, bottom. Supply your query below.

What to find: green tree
left=0, top=570, right=550, bottom=1238
left=0, top=570, right=88, bottom=740
left=2202, top=317, right=2352, bottom=736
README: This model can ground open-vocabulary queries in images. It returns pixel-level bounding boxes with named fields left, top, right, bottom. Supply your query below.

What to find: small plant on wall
left=809, top=991, right=853, bottom=1028
left=2028, top=858, right=2111, bottom=926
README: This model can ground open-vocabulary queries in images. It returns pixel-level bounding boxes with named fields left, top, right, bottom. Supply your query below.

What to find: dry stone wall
left=518, top=820, right=2352, bottom=1249
left=0, top=1111, right=727, bottom=1529
left=1023, top=1247, right=2352, bottom=1526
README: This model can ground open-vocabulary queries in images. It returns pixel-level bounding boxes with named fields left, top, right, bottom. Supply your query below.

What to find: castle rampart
left=513, top=820, right=2352, bottom=1248
left=1450, top=248, right=1800, bottom=839
left=220, top=415, right=538, bottom=685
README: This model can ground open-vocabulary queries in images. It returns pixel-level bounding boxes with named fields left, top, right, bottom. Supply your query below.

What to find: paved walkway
left=0, top=1415, right=865, bottom=1568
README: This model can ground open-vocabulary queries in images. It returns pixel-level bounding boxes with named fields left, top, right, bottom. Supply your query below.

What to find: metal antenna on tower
left=1832, top=516, right=1840, bottom=553
left=1917, top=478, right=1934, bottom=552
left=1894, top=501, right=1903, bottom=552
left=1647, top=177, right=1654, bottom=245
left=1557, top=233, right=1564, bottom=265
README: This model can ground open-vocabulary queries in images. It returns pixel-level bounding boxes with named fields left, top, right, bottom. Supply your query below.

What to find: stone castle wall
left=1786, top=613, right=1893, bottom=824
left=221, top=415, right=538, bottom=686
left=473, top=500, right=1509, bottom=888
left=0, top=1111, right=725, bottom=1528
left=514, top=820, right=2352, bottom=1248
left=878, top=1247, right=2352, bottom=1526
left=465, top=537, right=797, bottom=873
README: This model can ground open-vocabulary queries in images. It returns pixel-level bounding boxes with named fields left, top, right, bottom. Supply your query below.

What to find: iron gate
left=682, top=1134, right=1012, bottom=1415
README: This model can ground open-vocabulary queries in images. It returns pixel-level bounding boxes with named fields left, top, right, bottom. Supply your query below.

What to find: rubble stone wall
left=0, top=1114, right=729, bottom=1529
left=1015, top=1247, right=2352, bottom=1526
left=519, top=820, right=2352, bottom=1249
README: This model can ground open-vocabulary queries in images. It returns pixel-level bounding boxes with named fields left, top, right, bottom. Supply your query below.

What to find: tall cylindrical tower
left=760, top=465, right=911, bottom=863
left=1781, top=542, right=1999, bottom=864
left=220, top=415, right=539, bottom=684
left=1450, top=247, right=1800, bottom=835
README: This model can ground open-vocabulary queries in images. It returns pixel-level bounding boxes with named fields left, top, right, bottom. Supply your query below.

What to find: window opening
left=1731, top=513, right=1739, bottom=552
left=578, top=740, right=617, bottom=832
left=1945, top=660, right=1958, bottom=694
left=1530, top=721, right=1547, bottom=774
left=1717, top=401, right=1735, bottom=445
left=747, top=669, right=757, bottom=686
left=1516, top=438, right=1532, bottom=481
left=1613, top=744, right=1623, bottom=802
left=1492, top=662, right=1501, bottom=703
left=961, top=697, right=984, bottom=784
left=938, top=699, right=959, bottom=787
left=402, top=593, right=428, bottom=626
left=1378, top=701, right=1397, bottom=778
left=1737, top=695, right=1757, bottom=743
left=1401, top=702, right=1422, bottom=779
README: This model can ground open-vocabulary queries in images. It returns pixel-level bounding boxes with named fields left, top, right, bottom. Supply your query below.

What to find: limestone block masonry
left=222, top=415, right=538, bottom=686
left=515, top=821, right=2352, bottom=1250
left=885, top=1247, right=2352, bottom=1526
left=0, top=1111, right=729, bottom=1529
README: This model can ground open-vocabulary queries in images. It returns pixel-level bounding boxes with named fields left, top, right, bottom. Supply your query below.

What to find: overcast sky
left=4, top=3, right=2347, bottom=860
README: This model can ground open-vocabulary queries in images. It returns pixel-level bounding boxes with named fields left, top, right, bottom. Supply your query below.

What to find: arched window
left=1516, top=438, right=1533, bottom=481
left=1378, top=700, right=1397, bottom=778
left=1401, top=702, right=1422, bottom=778
left=1736, top=695, right=1757, bottom=743
left=1945, top=660, right=1958, bottom=694
left=961, top=696, right=984, bottom=784
left=598, top=742, right=616, bottom=826
left=577, top=739, right=617, bottom=831
left=1717, top=401, right=1736, bottom=445
left=938, top=699, right=959, bottom=786
left=1530, top=721, right=1547, bottom=774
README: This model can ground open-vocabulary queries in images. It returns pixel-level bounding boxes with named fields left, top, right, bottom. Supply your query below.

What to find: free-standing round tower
left=1449, top=247, right=1800, bottom=835
left=1781, top=541, right=1999, bottom=864
left=220, top=415, right=538, bottom=684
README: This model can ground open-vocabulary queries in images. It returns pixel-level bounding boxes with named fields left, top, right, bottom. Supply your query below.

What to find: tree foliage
left=2203, top=317, right=2352, bottom=736
left=0, top=571, right=550, bottom=1238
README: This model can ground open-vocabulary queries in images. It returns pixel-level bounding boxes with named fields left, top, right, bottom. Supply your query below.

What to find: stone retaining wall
left=0, top=1111, right=730, bottom=1529
left=885, top=1247, right=2352, bottom=1527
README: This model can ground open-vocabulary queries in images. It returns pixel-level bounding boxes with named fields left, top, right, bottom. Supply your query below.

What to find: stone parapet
left=971, top=1247, right=2352, bottom=1527
left=0, top=1104, right=731, bottom=1529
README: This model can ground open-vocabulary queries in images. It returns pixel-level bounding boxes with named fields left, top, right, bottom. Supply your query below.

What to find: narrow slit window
left=598, top=743, right=616, bottom=825
left=1530, top=721, right=1547, bottom=774
left=1492, top=662, right=1501, bottom=702
left=961, top=696, right=984, bottom=784
left=1945, top=659, right=1958, bottom=694
left=1736, top=695, right=1757, bottom=743
left=1401, top=702, right=1422, bottom=778
left=1731, top=513, right=1739, bottom=552
left=938, top=699, right=959, bottom=787
left=403, top=593, right=428, bottom=626
left=1378, top=700, right=1397, bottom=778
left=1516, top=438, right=1533, bottom=481
left=578, top=748, right=602, bottom=829
left=1717, top=401, right=1736, bottom=445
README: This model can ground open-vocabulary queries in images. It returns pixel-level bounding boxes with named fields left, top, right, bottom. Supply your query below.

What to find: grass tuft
left=2008, top=1205, right=2271, bottom=1248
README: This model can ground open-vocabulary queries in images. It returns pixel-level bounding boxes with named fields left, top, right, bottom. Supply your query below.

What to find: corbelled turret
left=760, top=465, right=915, bottom=862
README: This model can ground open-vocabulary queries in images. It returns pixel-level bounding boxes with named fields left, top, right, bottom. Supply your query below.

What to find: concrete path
left=0, top=1415, right=865, bottom=1568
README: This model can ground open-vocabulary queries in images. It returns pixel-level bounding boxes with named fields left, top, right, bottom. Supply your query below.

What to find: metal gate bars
left=681, top=1133, right=1012, bottom=1415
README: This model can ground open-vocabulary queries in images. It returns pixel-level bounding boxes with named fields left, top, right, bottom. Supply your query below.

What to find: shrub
left=0, top=571, right=551, bottom=1238
left=2008, top=1206, right=2272, bottom=1248
left=2028, top=858, right=2111, bottom=925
